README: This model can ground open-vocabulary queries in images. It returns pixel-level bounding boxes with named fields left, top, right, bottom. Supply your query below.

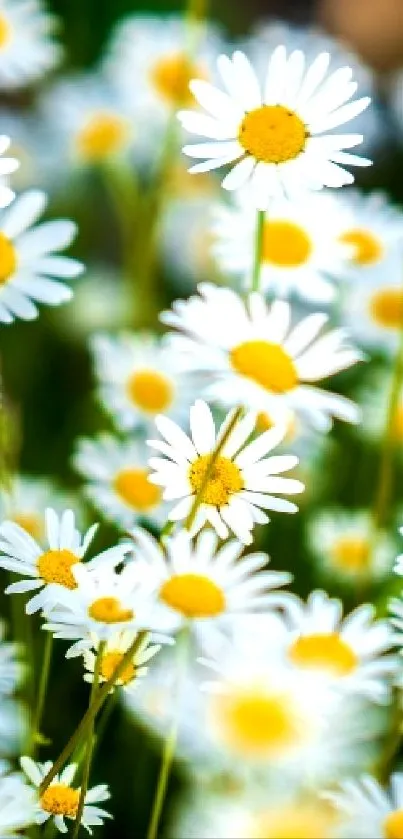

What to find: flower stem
left=39, top=631, right=149, bottom=795
left=29, top=633, right=53, bottom=757
left=251, top=209, right=265, bottom=293
left=373, top=324, right=403, bottom=530
left=185, top=405, right=244, bottom=532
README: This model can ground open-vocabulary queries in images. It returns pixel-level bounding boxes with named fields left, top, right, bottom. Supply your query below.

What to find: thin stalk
left=29, top=633, right=53, bottom=756
left=251, top=209, right=265, bottom=293
left=39, top=631, right=149, bottom=795
left=373, top=323, right=403, bottom=530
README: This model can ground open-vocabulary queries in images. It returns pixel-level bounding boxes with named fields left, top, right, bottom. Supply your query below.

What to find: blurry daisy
left=0, top=474, right=79, bottom=544
left=0, top=135, right=18, bottom=209
left=129, top=527, right=292, bottom=635
left=21, top=757, right=111, bottom=834
left=0, top=190, right=84, bottom=325
left=163, top=284, right=362, bottom=431
left=179, top=47, right=371, bottom=208
left=148, top=399, right=304, bottom=544
left=212, top=189, right=347, bottom=302
left=83, top=630, right=160, bottom=696
left=0, top=621, right=21, bottom=695
left=334, top=190, right=403, bottom=281
left=161, top=194, right=219, bottom=289
left=0, top=0, right=61, bottom=89
left=327, top=773, right=403, bottom=838
left=90, top=332, right=196, bottom=433
left=57, top=265, right=132, bottom=336
left=0, top=769, right=35, bottom=837
left=73, top=434, right=166, bottom=529
left=0, top=507, right=128, bottom=615
left=0, top=109, right=51, bottom=193
left=307, top=508, right=397, bottom=585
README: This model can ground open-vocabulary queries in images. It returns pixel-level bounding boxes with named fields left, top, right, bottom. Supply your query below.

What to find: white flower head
left=148, top=399, right=304, bottom=544
left=327, top=773, right=403, bottom=838
left=0, top=190, right=84, bottom=325
left=162, top=284, right=362, bottom=432
left=0, top=768, right=36, bottom=837
left=179, top=47, right=371, bottom=209
left=0, top=0, right=62, bottom=90
left=20, top=757, right=111, bottom=835
left=0, top=134, right=19, bottom=209
left=332, top=190, right=403, bottom=281
left=83, top=629, right=161, bottom=696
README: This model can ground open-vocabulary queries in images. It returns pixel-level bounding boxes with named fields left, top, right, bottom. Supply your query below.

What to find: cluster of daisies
left=2, top=0, right=403, bottom=836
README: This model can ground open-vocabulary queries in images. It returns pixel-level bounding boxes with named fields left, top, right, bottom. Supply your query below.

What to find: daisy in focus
left=21, top=757, right=111, bottom=834
left=327, top=773, right=403, bottom=838
left=73, top=434, right=166, bottom=529
left=0, top=189, right=84, bottom=324
left=0, top=134, right=19, bottom=209
left=83, top=630, right=161, bottom=696
left=148, top=399, right=304, bottom=544
left=179, top=47, right=371, bottom=208
left=163, top=284, right=362, bottom=431
left=0, top=768, right=35, bottom=837
left=0, top=0, right=61, bottom=89
left=0, top=507, right=128, bottom=615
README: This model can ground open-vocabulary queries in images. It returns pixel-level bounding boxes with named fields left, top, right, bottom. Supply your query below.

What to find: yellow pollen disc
left=331, top=536, right=371, bottom=572
left=262, top=220, right=312, bottom=268
left=114, top=468, right=162, bottom=511
left=160, top=573, right=226, bottom=618
left=12, top=512, right=44, bottom=542
left=37, top=549, right=80, bottom=589
left=88, top=596, right=134, bottom=624
left=150, top=52, right=203, bottom=105
left=369, top=288, right=403, bottom=329
left=340, top=228, right=383, bottom=266
left=40, top=784, right=79, bottom=818
left=0, top=15, right=11, bottom=48
left=238, top=105, right=307, bottom=164
left=76, top=111, right=129, bottom=161
left=384, top=810, right=403, bottom=839
left=289, top=632, right=358, bottom=676
left=393, top=403, right=403, bottom=440
left=250, top=804, right=335, bottom=839
left=0, top=232, right=17, bottom=285
left=231, top=340, right=298, bottom=394
left=126, top=368, right=174, bottom=413
left=189, top=454, right=244, bottom=507
left=100, top=650, right=135, bottom=684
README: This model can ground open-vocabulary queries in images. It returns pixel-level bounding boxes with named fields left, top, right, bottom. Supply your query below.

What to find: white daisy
left=0, top=134, right=19, bottom=209
left=0, top=507, right=128, bottom=614
left=162, top=283, right=362, bottom=432
left=0, top=189, right=84, bottom=325
left=179, top=47, right=371, bottom=209
left=0, top=621, right=21, bottom=696
left=20, top=757, right=111, bottom=835
left=90, top=332, right=197, bottom=433
left=73, top=434, right=167, bottom=529
left=332, top=190, right=403, bottom=281
left=0, top=474, right=81, bottom=545
left=0, top=769, right=36, bottom=837
left=128, top=526, right=292, bottom=636
left=212, top=188, right=347, bottom=302
left=0, top=0, right=61, bottom=89
left=327, top=773, right=403, bottom=838
left=307, top=508, right=397, bottom=585
left=83, top=629, right=161, bottom=696
left=148, top=399, right=304, bottom=544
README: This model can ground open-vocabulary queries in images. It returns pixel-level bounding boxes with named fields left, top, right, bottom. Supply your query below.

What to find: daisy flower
left=128, top=526, right=292, bottom=636
left=90, top=332, right=197, bottom=434
left=20, top=757, right=111, bottom=834
left=83, top=630, right=161, bottom=696
left=327, top=773, right=403, bottom=838
left=0, top=474, right=81, bottom=545
left=0, top=135, right=19, bottom=209
left=162, top=284, right=362, bottom=432
left=307, top=508, right=397, bottom=585
left=333, top=190, right=403, bottom=282
left=212, top=188, right=348, bottom=302
left=148, top=399, right=304, bottom=544
left=73, top=434, right=166, bottom=529
left=0, top=0, right=61, bottom=90
left=0, top=189, right=84, bottom=325
left=0, top=507, right=128, bottom=615
left=0, top=769, right=36, bottom=837
left=178, top=47, right=371, bottom=208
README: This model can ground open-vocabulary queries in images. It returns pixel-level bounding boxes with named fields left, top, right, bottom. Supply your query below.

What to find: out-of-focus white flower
left=0, top=474, right=81, bottom=545
left=163, top=284, right=362, bottom=431
left=0, top=0, right=61, bottom=89
left=161, top=194, right=219, bottom=289
left=0, top=135, right=19, bottom=209
left=57, top=266, right=132, bottom=336
left=333, top=190, right=403, bottom=280
left=0, top=109, right=51, bottom=193
left=0, top=190, right=84, bottom=325
left=327, top=772, right=403, bottom=838
left=0, top=768, right=36, bottom=837
left=83, top=630, right=160, bottom=695
left=148, top=399, right=304, bottom=544
left=0, top=621, right=21, bottom=696
left=21, top=757, right=111, bottom=835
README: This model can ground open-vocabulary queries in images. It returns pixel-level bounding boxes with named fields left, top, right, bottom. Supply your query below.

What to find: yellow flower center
left=160, top=573, right=226, bottom=618
left=40, top=784, right=79, bottom=818
left=114, top=468, right=162, bottom=511
left=37, top=550, right=80, bottom=589
left=331, top=536, right=371, bottom=572
left=189, top=454, right=244, bottom=506
left=238, top=105, right=307, bottom=164
left=250, top=804, right=335, bottom=839
left=150, top=52, right=202, bottom=105
left=262, top=220, right=312, bottom=268
left=231, top=340, right=298, bottom=393
left=12, top=512, right=44, bottom=542
left=0, top=15, right=11, bottom=48
left=126, top=369, right=174, bottom=413
left=100, top=650, right=136, bottom=684
left=369, top=288, right=403, bottom=329
left=210, top=685, right=305, bottom=757
left=0, top=232, right=17, bottom=285
left=288, top=632, right=358, bottom=676
left=256, top=410, right=297, bottom=441
left=384, top=811, right=403, bottom=839
left=393, top=403, right=403, bottom=440
left=75, top=111, right=129, bottom=161
left=88, top=597, right=134, bottom=624
left=340, top=228, right=383, bottom=266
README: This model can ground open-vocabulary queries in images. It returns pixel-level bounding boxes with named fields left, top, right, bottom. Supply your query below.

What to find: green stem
left=39, top=631, right=149, bottom=795
left=251, top=210, right=265, bottom=293
left=373, top=323, right=403, bottom=530
left=29, top=633, right=53, bottom=756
